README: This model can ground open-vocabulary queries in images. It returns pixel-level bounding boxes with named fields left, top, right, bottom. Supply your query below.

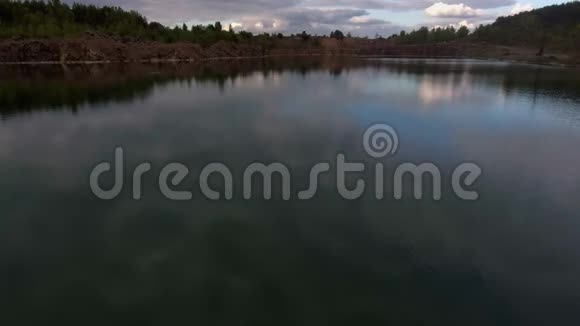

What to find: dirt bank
left=0, top=37, right=466, bottom=63
left=0, top=34, right=576, bottom=66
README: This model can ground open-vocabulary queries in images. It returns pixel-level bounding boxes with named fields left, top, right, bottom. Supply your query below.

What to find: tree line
left=471, top=1, right=580, bottom=51
left=386, top=1, right=580, bottom=51
left=1, top=0, right=579, bottom=51
left=0, top=0, right=473, bottom=45
left=0, top=0, right=245, bottom=44
left=388, top=26, right=470, bottom=44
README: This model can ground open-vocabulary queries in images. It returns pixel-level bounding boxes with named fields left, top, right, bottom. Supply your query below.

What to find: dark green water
left=1, top=58, right=580, bottom=325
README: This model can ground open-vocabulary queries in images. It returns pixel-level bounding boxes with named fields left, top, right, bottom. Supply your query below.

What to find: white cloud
left=65, top=0, right=522, bottom=38
left=433, top=20, right=476, bottom=30
left=425, top=2, right=484, bottom=18
left=227, top=8, right=401, bottom=36
left=510, top=3, right=534, bottom=15
left=350, top=16, right=372, bottom=23
left=305, top=0, right=516, bottom=10
left=454, top=20, right=475, bottom=29
left=349, top=16, right=389, bottom=25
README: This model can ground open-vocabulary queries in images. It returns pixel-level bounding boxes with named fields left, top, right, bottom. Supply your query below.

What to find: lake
left=1, top=58, right=580, bottom=325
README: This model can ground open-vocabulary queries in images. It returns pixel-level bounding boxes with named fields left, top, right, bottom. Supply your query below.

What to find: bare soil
left=0, top=33, right=576, bottom=67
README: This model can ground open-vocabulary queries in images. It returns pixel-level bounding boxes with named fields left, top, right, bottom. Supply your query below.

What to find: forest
left=0, top=0, right=579, bottom=50
left=0, top=0, right=246, bottom=44
left=471, top=1, right=580, bottom=50
left=388, top=26, right=470, bottom=44
left=389, top=2, right=580, bottom=51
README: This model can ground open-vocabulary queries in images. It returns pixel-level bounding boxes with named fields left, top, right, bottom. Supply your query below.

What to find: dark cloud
left=234, top=8, right=401, bottom=36
left=281, top=8, right=369, bottom=25
left=303, top=0, right=388, bottom=9
left=305, top=0, right=516, bottom=10
left=68, top=0, right=301, bottom=23
left=64, top=0, right=518, bottom=37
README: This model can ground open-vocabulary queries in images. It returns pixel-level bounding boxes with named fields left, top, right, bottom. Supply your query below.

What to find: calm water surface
left=1, top=58, right=580, bottom=325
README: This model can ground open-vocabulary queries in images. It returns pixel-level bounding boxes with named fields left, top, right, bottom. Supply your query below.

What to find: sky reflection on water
left=1, top=58, right=580, bottom=325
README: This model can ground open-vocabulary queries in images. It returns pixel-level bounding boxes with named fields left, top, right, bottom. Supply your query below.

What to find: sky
left=68, top=0, right=571, bottom=36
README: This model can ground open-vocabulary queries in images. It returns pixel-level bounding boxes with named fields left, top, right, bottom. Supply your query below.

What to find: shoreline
left=0, top=37, right=576, bottom=68
left=0, top=54, right=575, bottom=69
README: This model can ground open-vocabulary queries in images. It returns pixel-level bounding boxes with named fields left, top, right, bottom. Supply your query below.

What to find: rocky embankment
left=0, top=38, right=265, bottom=63
left=0, top=34, right=467, bottom=64
left=0, top=34, right=576, bottom=66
